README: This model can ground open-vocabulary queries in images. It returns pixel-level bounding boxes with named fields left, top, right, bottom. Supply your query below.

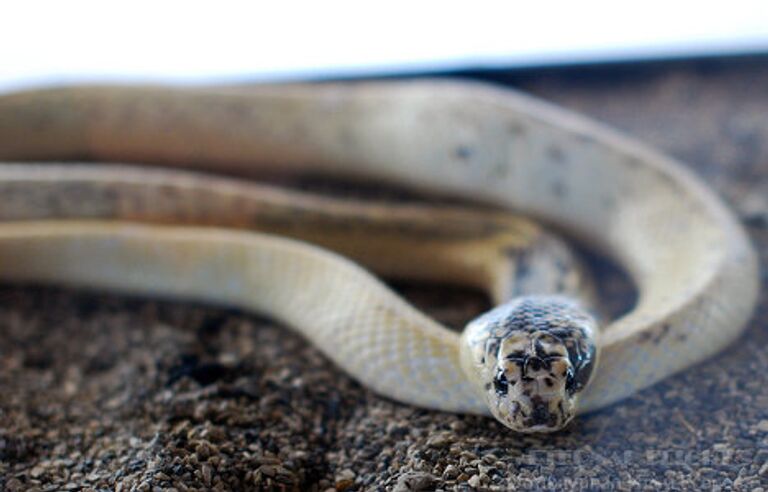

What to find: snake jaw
left=459, top=295, right=598, bottom=433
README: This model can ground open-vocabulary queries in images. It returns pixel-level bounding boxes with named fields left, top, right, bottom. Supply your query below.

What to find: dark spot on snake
left=574, top=132, right=596, bottom=145
left=551, top=181, right=567, bottom=198
left=653, top=324, right=672, bottom=345
left=526, top=357, right=543, bottom=372
left=547, top=145, right=566, bottom=164
left=492, top=161, right=510, bottom=178
left=641, top=323, right=672, bottom=345
left=602, top=195, right=616, bottom=208
left=508, top=122, right=526, bottom=136
left=638, top=331, right=654, bottom=343
left=625, top=156, right=643, bottom=168
left=676, top=333, right=688, bottom=342
left=455, top=145, right=474, bottom=161
left=534, top=343, right=549, bottom=360
left=506, top=350, right=526, bottom=360
left=544, top=378, right=554, bottom=387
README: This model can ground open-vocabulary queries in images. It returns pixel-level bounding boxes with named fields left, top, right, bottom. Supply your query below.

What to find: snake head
left=459, top=296, right=598, bottom=433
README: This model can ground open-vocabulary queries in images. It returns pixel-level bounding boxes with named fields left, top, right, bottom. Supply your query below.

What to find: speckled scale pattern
left=0, top=81, right=759, bottom=421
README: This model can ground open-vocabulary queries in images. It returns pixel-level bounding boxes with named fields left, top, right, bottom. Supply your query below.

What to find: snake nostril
left=526, top=356, right=543, bottom=373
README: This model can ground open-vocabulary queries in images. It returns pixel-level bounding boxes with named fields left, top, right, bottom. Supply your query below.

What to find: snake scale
left=0, top=81, right=759, bottom=432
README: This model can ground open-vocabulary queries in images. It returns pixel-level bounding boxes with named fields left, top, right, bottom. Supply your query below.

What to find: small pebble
left=426, top=432, right=454, bottom=448
left=468, top=474, right=481, bottom=488
left=201, top=464, right=212, bottom=487
left=334, top=468, right=356, bottom=491
left=442, top=464, right=459, bottom=480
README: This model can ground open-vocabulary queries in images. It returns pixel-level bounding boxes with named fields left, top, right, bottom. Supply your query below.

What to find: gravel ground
left=1, top=57, right=768, bottom=491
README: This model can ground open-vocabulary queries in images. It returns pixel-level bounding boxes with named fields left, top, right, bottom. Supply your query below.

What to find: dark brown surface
left=2, top=58, right=768, bottom=491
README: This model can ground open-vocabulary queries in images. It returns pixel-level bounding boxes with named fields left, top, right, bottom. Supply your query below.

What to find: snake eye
left=493, top=371, right=509, bottom=396
left=564, top=367, right=576, bottom=394
left=568, top=343, right=597, bottom=394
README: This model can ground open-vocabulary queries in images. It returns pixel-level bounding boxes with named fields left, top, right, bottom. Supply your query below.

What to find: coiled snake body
left=0, top=81, right=758, bottom=432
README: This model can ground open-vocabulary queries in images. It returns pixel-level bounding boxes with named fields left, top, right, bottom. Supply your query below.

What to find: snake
left=0, top=81, right=759, bottom=433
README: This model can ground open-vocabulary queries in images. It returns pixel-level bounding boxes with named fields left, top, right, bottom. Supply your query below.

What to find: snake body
left=0, top=81, right=759, bottom=431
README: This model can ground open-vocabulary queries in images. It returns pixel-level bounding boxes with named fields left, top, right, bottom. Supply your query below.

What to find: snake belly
left=0, top=81, right=759, bottom=417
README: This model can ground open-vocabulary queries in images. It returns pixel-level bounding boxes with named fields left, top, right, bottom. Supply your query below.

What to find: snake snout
left=459, top=295, right=599, bottom=433
left=524, top=355, right=544, bottom=373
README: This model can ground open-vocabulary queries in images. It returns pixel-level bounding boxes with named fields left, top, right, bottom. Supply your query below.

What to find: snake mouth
left=526, top=396, right=562, bottom=429
left=499, top=393, right=572, bottom=433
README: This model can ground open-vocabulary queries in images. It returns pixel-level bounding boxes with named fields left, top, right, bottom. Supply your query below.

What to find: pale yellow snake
left=0, top=81, right=759, bottom=432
